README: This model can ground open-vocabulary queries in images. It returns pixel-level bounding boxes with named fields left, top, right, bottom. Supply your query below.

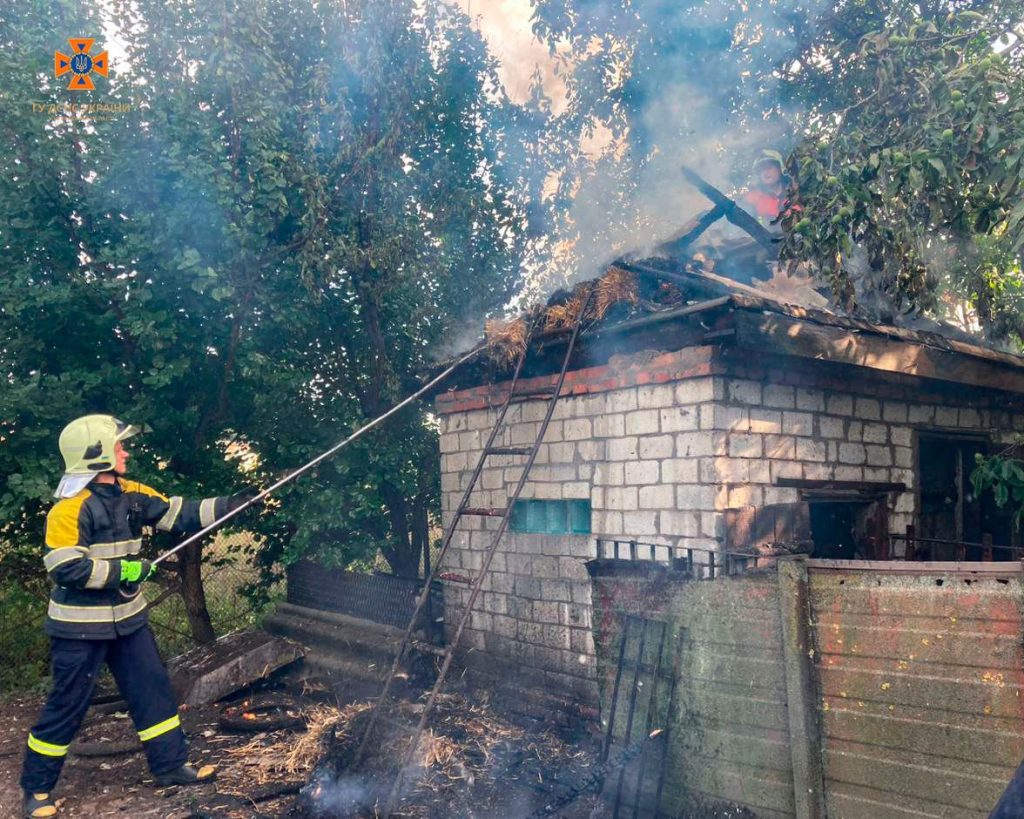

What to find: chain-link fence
left=0, top=530, right=279, bottom=695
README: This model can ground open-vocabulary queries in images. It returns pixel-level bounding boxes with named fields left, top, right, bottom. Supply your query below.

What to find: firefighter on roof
left=21, top=414, right=254, bottom=819
left=741, top=148, right=793, bottom=228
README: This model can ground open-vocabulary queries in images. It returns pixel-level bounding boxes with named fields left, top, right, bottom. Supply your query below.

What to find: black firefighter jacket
left=43, top=479, right=232, bottom=640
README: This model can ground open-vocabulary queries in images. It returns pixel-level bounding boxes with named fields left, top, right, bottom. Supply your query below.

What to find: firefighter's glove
left=120, top=559, right=155, bottom=584
left=227, top=487, right=262, bottom=514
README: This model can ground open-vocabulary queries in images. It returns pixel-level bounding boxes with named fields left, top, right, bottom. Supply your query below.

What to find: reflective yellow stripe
left=84, top=559, right=111, bottom=590
left=47, top=593, right=147, bottom=624
left=199, top=498, right=217, bottom=528
left=156, top=497, right=182, bottom=532
left=27, top=734, right=69, bottom=757
left=138, top=714, right=181, bottom=742
left=44, top=547, right=86, bottom=572
left=87, top=539, right=142, bottom=559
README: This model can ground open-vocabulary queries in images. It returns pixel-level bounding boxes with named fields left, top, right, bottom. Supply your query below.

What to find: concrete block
left=593, top=461, right=624, bottom=486
left=557, top=557, right=588, bottom=580
left=622, top=511, right=658, bottom=535
left=783, top=411, right=813, bottom=435
left=894, top=447, right=913, bottom=469
left=660, top=406, right=699, bottom=432
left=764, top=384, right=795, bottom=409
left=675, top=378, right=716, bottom=404
left=606, top=487, right=639, bottom=511
left=935, top=406, right=958, bottom=427
left=765, top=486, right=800, bottom=505
left=749, top=460, right=770, bottom=483
left=608, top=437, right=639, bottom=461
left=883, top=401, right=908, bottom=423
left=590, top=510, right=622, bottom=534
left=771, top=460, right=803, bottom=482
left=749, top=409, right=782, bottom=434
left=727, top=485, right=763, bottom=507
left=818, top=416, right=845, bottom=439
left=729, top=433, right=763, bottom=458
left=548, top=442, right=576, bottom=464
left=833, top=466, right=863, bottom=482
left=663, top=458, right=699, bottom=483
left=625, top=409, right=661, bottom=436
left=764, top=435, right=796, bottom=460
left=639, top=484, right=675, bottom=509
left=637, top=384, right=676, bottom=408
left=605, top=389, right=638, bottom=414
left=863, top=423, right=888, bottom=444
left=959, top=408, right=981, bottom=427
left=839, top=443, right=867, bottom=465
left=865, top=445, right=893, bottom=467
left=847, top=421, right=863, bottom=442
left=676, top=431, right=720, bottom=457
left=639, top=434, right=674, bottom=459
left=439, top=433, right=460, bottom=454
left=660, top=510, right=700, bottom=537
left=891, top=468, right=915, bottom=489
left=564, top=418, right=592, bottom=440
left=854, top=398, right=881, bottom=420
left=677, top=483, right=716, bottom=510
left=909, top=404, right=936, bottom=424
left=795, top=388, right=825, bottom=412
left=796, top=438, right=827, bottom=462
left=801, top=463, right=833, bottom=481
left=701, top=511, right=724, bottom=539
left=890, top=427, right=912, bottom=447
left=728, top=379, right=762, bottom=405
left=702, top=405, right=749, bottom=431
left=593, top=414, right=625, bottom=438
left=510, top=423, right=540, bottom=445
left=533, top=600, right=561, bottom=624
left=864, top=467, right=892, bottom=482
left=826, top=394, right=854, bottom=416
left=715, top=458, right=750, bottom=483
left=563, top=482, right=591, bottom=498
left=625, top=460, right=660, bottom=485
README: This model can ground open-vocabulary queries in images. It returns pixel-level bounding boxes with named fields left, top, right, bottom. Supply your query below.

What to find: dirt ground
left=0, top=679, right=605, bottom=819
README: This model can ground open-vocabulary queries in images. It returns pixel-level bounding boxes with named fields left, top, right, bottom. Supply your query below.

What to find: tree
left=780, top=3, right=1024, bottom=339
left=529, top=0, right=1024, bottom=345
left=1, top=0, right=547, bottom=641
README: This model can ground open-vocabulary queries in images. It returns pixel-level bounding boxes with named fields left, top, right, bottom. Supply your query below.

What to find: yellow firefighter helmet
left=55, top=415, right=143, bottom=497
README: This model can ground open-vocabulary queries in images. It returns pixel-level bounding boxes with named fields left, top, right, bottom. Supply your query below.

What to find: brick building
left=433, top=262, right=1024, bottom=712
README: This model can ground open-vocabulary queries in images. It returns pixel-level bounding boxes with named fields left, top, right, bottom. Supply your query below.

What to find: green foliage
left=972, top=450, right=1024, bottom=525
left=781, top=5, right=1024, bottom=335
left=0, top=0, right=544, bottom=629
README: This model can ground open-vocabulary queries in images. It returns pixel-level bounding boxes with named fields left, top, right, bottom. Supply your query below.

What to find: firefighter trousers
left=20, top=625, right=187, bottom=794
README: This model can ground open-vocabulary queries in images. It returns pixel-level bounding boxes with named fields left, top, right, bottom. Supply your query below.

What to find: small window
left=510, top=499, right=591, bottom=534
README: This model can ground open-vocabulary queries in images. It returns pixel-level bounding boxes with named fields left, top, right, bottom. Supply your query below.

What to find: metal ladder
left=356, top=289, right=594, bottom=817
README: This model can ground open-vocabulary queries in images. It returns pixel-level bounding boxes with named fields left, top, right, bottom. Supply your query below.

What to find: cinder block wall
left=434, top=344, right=1024, bottom=708
left=710, top=349, right=1024, bottom=548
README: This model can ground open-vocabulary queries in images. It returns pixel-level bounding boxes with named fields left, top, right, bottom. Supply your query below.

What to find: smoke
left=301, top=769, right=376, bottom=816
left=540, top=0, right=833, bottom=286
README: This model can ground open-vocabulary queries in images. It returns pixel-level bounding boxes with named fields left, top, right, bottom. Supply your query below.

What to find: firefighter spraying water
left=19, top=347, right=481, bottom=819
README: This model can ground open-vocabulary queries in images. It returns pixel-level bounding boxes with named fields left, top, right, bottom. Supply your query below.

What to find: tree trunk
left=177, top=542, right=217, bottom=644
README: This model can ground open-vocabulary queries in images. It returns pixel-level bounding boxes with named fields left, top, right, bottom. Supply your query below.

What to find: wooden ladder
left=355, top=290, right=593, bottom=817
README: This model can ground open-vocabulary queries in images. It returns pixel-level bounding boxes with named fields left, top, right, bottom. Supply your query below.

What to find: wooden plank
left=733, top=311, right=1024, bottom=395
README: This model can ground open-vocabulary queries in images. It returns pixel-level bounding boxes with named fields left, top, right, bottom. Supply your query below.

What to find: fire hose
left=120, top=344, right=483, bottom=599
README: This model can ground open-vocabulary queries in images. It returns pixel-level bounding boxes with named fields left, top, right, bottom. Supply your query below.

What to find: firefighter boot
left=154, top=763, right=216, bottom=787
left=23, top=792, right=57, bottom=818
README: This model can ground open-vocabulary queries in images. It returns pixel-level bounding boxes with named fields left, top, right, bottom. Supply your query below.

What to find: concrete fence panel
left=807, top=560, right=1024, bottom=819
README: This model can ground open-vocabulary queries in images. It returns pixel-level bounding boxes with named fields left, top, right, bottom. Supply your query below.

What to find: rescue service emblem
left=54, top=38, right=108, bottom=91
